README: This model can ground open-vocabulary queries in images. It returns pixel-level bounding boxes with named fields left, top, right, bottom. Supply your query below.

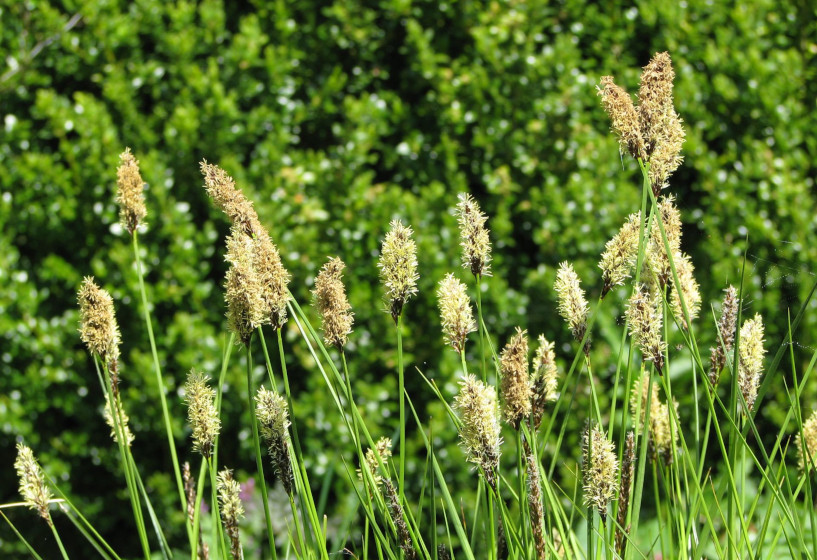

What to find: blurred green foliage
left=1, top=0, right=816, bottom=556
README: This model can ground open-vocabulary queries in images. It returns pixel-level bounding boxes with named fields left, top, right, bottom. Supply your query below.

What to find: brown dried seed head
left=531, top=334, right=559, bottom=429
left=116, top=148, right=147, bottom=234
left=555, top=262, right=590, bottom=351
left=456, top=193, right=492, bottom=277
left=500, top=328, right=532, bottom=429
left=796, top=410, right=817, bottom=473
left=598, top=76, right=645, bottom=160
left=526, top=450, right=547, bottom=560
left=14, top=443, right=52, bottom=526
left=615, top=431, right=636, bottom=556
left=378, top=219, right=419, bottom=322
left=437, top=273, right=476, bottom=354
left=78, top=277, right=122, bottom=372
left=314, top=257, right=354, bottom=348
left=454, top=374, right=502, bottom=487
left=185, top=371, right=220, bottom=459
left=383, top=478, right=417, bottom=560
left=582, top=425, right=618, bottom=519
left=738, top=314, right=765, bottom=413
left=600, top=212, right=641, bottom=297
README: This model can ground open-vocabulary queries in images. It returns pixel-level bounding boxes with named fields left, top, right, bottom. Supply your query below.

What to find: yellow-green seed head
left=14, top=443, right=52, bottom=526
left=454, top=374, right=502, bottom=487
left=600, top=212, right=641, bottom=297
left=313, top=257, right=353, bottom=348
left=116, top=148, right=147, bottom=234
left=796, top=410, right=817, bottom=473
left=598, top=76, right=645, bottom=160
left=104, top=400, right=135, bottom=446
left=582, top=425, right=618, bottom=519
left=200, top=160, right=259, bottom=236
left=378, top=219, right=419, bottom=321
left=252, top=229, right=291, bottom=329
left=500, top=328, right=532, bottom=429
left=555, top=262, right=590, bottom=352
left=647, top=109, right=685, bottom=195
left=456, top=193, right=492, bottom=277
left=184, top=371, right=220, bottom=459
left=360, top=436, right=393, bottom=488
left=630, top=372, right=678, bottom=465
left=531, top=334, right=559, bottom=430
left=77, top=277, right=122, bottom=372
left=669, top=251, right=701, bottom=329
left=738, top=314, right=765, bottom=413
left=437, top=273, right=476, bottom=354
left=646, top=196, right=682, bottom=288
left=255, top=386, right=293, bottom=494
left=626, top=284, right=666, bottom=374
left=217, top=469, right=244, bottom=560
left=224, top=228, right=267, bottom=345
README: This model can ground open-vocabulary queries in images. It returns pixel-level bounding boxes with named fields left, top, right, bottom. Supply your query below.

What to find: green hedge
left=2, top=0, right=815, bottom=555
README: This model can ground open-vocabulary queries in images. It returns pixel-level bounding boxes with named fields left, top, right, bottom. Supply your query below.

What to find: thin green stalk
left=190, top=458, right=208, bottom=560
left=0, top=510, right=44, bottom=560
left=475, top=274, right=488, bottom=382
left=132, top=232, right=189, bottom=540
left=396, top=313, right=406, bottom=506
left=49, top=522, right=70, bottom=560
left=246, top=338, right=278, bottom=558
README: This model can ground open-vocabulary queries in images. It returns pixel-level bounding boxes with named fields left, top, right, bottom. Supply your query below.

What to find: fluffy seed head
left=531, top=335, right=559, bottom=430
left=598, top=76, right=645, bottom=160
left=709, top=286, right=739, bottom=387
left=638, top=52, right=675, bottom=153
left=669, top=251, right=701, bottom=329
left=500, top=328, right=532, bottom=428
left=630, top=372, right=678, bottom=464
left=255, top=387, right=293, bottom=494
left=104, top=400, right=135, bottom=446
left=626, top=284, right=666, bottom=374
left=437, top=273, right=476, bottom=354
left=456, top=193, right=492, bottom=277
left=454, top=374, right=502, bottom=487
left=217, top=469, right=244, bottom=560
left=78, top=277, right=121, bottom=372
left=313, top=257, right=353, bottom=347
left=360, top=437, right=393, bottom=488
left=14, top=444, right=52, bottom=526
left=582, top=425, right=619, bottom=519
left=647, top=109, right=685, bottom=196
left=252, top=229, right=291, bottom=329
left=600, top=212, right=641, bottom=297
left=796, top=410, right=817, bottom=473
left=378, top=220, right=419, bottom=321
left=224, top=229, right=267, bottom=345
left=646, top=196, right=682, bottom=288
left=116, top=148, right=147, bottom=234
left=200, top=161, right=259, bottom=236
left=555, top=262, right=590, bottom=352
left=185, top=371, right=220, bottom=459
left=738, top=314, right=765, bottom=413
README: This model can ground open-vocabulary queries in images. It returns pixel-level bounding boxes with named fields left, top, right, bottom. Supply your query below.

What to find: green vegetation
left=2, top=1, right=816, bottom=558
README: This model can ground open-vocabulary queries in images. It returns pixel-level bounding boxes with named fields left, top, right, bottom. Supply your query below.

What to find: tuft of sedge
left=500, top=328, right=532, bottom=429
left=359, top=437, right=393, bottom=489
left=224, top=227, right=268, bottom=346
left=795, top=409, right=817, bottom=473
left=599, top=212, right=641, bottom=298
left=184, top=370, right=220, bottom=459
left=14, top=443, right=53, bottom=526
left=597, top=76, right=645, bottom=160
left=116, top=148, right=147, bottom=235
left=615, top=431, right=636, bottom=556
left=255, top=387, right=294, bottom=495
left=531, top=334, right=559, bottom=430
left=313, top=257, right=354, bottom=348
left=77, top=277, right=122, bottom=387
left=738, top=314, right=766, bottom=413
left=456, top=193, right=492, bottom=277
left=104, top=399, right=135, bottom=446
left=708, top=286, right=738, bottom=387
left=555, top=262, right=590, bottom=354
left=377, top=219, right=419, bottom=322
left=436, top=273, right=476, bottom=354
left=454, top=374, right=502, bottom=488
left=217, top=469, right=244, bottom=560
left=582, top=424, right=619, bottom=521
left=626, top=283, right=666, bottom=374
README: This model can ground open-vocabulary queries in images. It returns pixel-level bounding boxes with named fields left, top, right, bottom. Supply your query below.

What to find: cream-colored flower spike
left=454, top=374, right=502, bottom=488
left=738, top=314, right=765, bottom=413
left=555, top=262, right=590, bottom=354
left=582, top=425, right=618, bottom=520
left=456, top=193, right=492, bottom=277
left=437, top=273, right=476, bottom=354
left=313, top=257, right=354, bottom=348
left=116, top=148, right=147, bottom=234
left=378, top=219, right=419, bottom=322
left=14, top=443, right=53, bottom=526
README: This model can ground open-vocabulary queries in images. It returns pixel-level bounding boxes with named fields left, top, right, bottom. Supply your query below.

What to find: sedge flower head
left=456, top=193, right=492, bottom=277
left=184, top=371, right=220, bottom=459
left=582, top=425, right=618, bottom=519
left=14, top=444, right=53, bottom=526
left=255, top=387, right=293, bottom=494
left=115, top=148, right=147, bottom=234
left=437, top=273, right=476, bottom=354
left=454, top=374, right=502, bottom=487
left=313, top=257, right=354, bottom=348
left=378, top=219, right=419, bottom=322
left=738, top=314, right=765, bottom=413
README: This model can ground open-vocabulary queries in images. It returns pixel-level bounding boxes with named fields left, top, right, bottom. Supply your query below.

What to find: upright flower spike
left=104, top=400, right=135, bottom=446
left=184, top=371, right=220, bottom=459
left=597, top=76, right=645, bottom=160
left=383, top=478, right=417, bottom=560
left=454, top=374, right=502, bottom=488
left=313, top=257, right=354, bottom=348
left=709, top=286, right=738, bottom=387
left=626, top=284, right=666, bottom=374
left=646, top=196, right=682, bottom=288
left=183, top=462, right=210, bottom=560
left=630, top=371, right=678, bottom=465
left=456, top=193, right=492, bottom=277
left=637, top=52, right=676, bottom=154
left=252, top=229, right=291, bottom=329
left=599, top=212, right=641, bottom=297
left=436, top=273, right=476, bottom=354
left=796, top=410, right=817, bottom=473
left=582, top=424, right=618, bottom=520
left=378, top=219, right=419, bottom=322
left=738, top=314, right=766, bottom=413
left=255, top=387, right=293, bottom=494
left=217, top=469, right=245, bottom=560
left=527, top=451, right=547, bottom=560
left=116, top=148, right=147, bottom=234
left=669, top=251, right=701, bottom=329
left=615, top=431, right=636, bottom=556
left=360, top=437, right=393, bottom=488
left=200, top=160, right=259, bottom=237
left=14, top=444, right=53, bottom=526
left=500, top=328, right=532, bottom=429
left=224, top=228, right=267, bottom=346
left=555, top=262, right=590, bottom=354
left=531, top=334, right=559, bottom=430
left=77, top=277, right=122, bottom=381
